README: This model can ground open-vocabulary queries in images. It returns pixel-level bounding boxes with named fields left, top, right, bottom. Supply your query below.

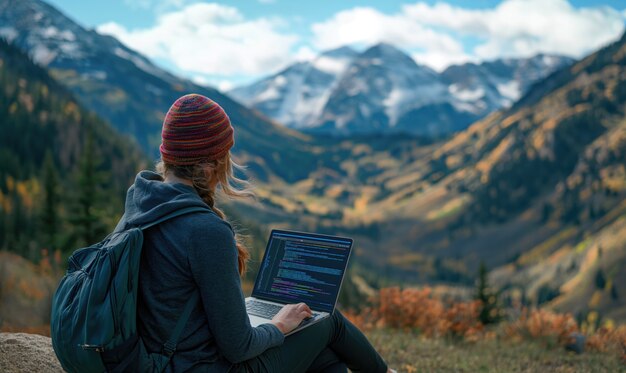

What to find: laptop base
left=245, top=296, right=329, bottom=336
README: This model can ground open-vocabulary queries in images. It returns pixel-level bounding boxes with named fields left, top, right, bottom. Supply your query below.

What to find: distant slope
left=0, top=0, right=316, bottom=183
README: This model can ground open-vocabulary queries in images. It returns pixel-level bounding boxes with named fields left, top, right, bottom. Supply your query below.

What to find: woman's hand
left=270, top=303, right=313, bottom=334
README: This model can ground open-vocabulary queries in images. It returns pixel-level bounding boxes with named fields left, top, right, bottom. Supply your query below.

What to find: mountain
left=0, top=37, right=146, bottom=255
left=369, top=32, right=626, bottom=319
left=232, top=43, right=572, bottom=136
left=317, top=43, right=461, bottom=136
left=441, top=54, right=574, bottom=116
left=0, top=0, right=316, bottom=183
left=230, top=46, right=357, bottom=129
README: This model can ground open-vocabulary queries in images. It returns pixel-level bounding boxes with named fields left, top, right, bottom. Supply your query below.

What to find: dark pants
left=234, top=311, right=387, bottom=373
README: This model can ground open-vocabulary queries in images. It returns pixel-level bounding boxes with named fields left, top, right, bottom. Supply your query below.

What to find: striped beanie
left=160, top=94, right=234, bottom=166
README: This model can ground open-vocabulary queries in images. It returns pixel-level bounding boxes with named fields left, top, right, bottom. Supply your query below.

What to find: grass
left=366, top=329, right=625, bottom=373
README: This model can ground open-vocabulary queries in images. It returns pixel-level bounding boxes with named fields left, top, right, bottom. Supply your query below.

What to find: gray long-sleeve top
left=116, top=170, right=284, bottom=372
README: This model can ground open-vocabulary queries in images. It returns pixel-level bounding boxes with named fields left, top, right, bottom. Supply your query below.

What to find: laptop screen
left=251, top=230, right=353, bottom=313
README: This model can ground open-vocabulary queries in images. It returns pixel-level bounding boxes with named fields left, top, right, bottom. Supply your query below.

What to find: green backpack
left=50, top=206, right=208, bottom=373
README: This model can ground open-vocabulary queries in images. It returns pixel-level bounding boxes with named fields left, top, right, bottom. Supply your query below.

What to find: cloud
left=97, top=3, right=298, bottom=77
left=311, top=0, right=626, bottom=71
left=311, top=7, right=470, bottom=70
left=403, top=0, right=626, bottom=60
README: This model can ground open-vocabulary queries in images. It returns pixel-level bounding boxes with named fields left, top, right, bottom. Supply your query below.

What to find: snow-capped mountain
left=441, top=54, right=574, bottom=116
left=232, top=44, right=573, bottom=136
left=0, top=0, right=173, bottom=83
left=229, top=46, right=357, bottom=128
left=317, top=43, right=461, bottom=135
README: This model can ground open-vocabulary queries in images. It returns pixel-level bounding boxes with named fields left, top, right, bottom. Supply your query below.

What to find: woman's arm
left=187, top=217, right=284, bottom=363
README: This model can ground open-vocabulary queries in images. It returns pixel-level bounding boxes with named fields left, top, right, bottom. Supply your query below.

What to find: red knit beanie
left=160, top=94, right=234, bottom=166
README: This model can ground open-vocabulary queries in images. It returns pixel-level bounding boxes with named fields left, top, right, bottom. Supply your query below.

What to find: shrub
left=504, top=308, right=578, bottom=348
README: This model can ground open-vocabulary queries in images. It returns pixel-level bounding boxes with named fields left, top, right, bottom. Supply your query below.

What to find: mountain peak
left=363, top=42, right=407, bottom=58
left=320, top=46, right=358, bottom=59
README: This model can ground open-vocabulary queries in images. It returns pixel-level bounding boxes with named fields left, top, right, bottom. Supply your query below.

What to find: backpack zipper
left=80, top=344, right=104, bottom=352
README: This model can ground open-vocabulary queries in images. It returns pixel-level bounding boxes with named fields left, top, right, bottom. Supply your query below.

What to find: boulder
left=0, top=333, right=63, bottom=372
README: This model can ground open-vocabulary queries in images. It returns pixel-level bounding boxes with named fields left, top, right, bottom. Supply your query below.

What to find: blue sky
left=47, top=0, right=626, bottom=90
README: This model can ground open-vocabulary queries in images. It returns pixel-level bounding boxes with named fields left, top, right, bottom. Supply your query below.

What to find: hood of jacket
left=115, top=170, right=211, bottom=231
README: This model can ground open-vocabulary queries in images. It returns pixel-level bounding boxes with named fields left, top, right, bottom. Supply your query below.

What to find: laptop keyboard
left=246, top=299, right=318, bottom=320
left=246, top=300, right=284, bottom=319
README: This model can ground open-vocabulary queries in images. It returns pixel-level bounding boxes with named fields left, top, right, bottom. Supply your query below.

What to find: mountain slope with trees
left=0, top=37, right=146, bottom=258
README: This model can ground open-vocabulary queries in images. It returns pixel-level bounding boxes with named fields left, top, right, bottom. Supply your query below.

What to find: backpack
left=50, top=206, right=209, bottom=373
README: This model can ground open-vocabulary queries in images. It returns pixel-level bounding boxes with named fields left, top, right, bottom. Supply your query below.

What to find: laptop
left=245, top=229, right=353, bottom=336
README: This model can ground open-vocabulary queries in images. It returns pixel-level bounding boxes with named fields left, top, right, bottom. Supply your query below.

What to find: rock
left=564, top=332, right=586, bottom=354
left=0, top=333, right=64, bottom=372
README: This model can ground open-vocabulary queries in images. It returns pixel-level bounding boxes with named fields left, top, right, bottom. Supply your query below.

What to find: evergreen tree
left=595, top=268, right=607, bottom=289
left=71, top=131, right=106, bottom=246
left=475, top=261, right=502, bottom=325
left=41, top=151, right=60, bottom=249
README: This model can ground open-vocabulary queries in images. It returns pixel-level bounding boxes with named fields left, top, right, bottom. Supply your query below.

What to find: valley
left=1, top=0, right=625, bottom=326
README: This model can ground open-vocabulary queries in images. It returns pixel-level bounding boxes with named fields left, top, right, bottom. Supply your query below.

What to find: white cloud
left=294, top=45, right=316, bottom=62
left=403, top=0, right=626, bottom=60
left=97, top=3, right=298, bottom=77
left=311, top=7, right=472, bottom=71
left=310, top=0, right=626, bottom=71
left=311, top=7, right=463, bottom=53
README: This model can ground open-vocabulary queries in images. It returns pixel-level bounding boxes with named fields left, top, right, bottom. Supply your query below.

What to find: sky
left=47, top=0, right=626, bottom=91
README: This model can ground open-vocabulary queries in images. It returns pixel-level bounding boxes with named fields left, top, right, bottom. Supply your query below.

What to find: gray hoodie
left=116, top=170, right=284, bottom=372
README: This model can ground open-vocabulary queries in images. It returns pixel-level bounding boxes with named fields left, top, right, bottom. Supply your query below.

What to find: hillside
left=362, top=32, right=626, bottom=317
left=0, top=0, right=317, bottom=183
left=0, top=37, right=146, bottom=255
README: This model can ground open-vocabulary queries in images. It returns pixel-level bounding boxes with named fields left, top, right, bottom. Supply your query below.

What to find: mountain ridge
left=232, top=43, right=573, bottom=136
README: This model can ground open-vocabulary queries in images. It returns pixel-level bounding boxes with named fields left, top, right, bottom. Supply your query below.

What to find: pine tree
left=475, top=261, right=502, bottom=325
left=41, top=151, right=60, bottom=250
left=71, top=131, right=106, bottom=246
left=595, top=268, right=606, bottom=289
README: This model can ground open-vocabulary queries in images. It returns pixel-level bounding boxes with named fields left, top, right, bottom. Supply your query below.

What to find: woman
left=119, top=94, right=392, bottom=372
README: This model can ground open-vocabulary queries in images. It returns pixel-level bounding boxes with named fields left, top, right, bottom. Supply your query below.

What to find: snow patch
left=496, top=81, right=521, bottom=101
left=113, top=47, right=167, bottom=80
left=40, top=27, right=76, bottom=41
left=542, top=55, right=559, bottom=67
left=384, top=88, right=407, bottom=125
left=255, top=86, right=281, bottom=102
left=313, top=56, right=350, bottom=75
left=31, top=44, right=57, bottom=66
left=0, top=27, right=18, bottom=43
left=449, top=84, right=485, bottom=102
left=58, top=42, right=82, bottom=58
left=274, top=75, right=287, bottom=87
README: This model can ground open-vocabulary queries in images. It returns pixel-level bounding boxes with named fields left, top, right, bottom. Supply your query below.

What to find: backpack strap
left=161, top=291, right=200, bottom=358
left=138, top=206, right=207, bottom=363
left=140, top=206, right=210, bottom=231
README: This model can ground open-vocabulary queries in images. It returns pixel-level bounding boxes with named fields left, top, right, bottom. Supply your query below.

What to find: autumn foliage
left=345, top=287, right=483, bottom=339
left=344, top=286, right=626, bottom=361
